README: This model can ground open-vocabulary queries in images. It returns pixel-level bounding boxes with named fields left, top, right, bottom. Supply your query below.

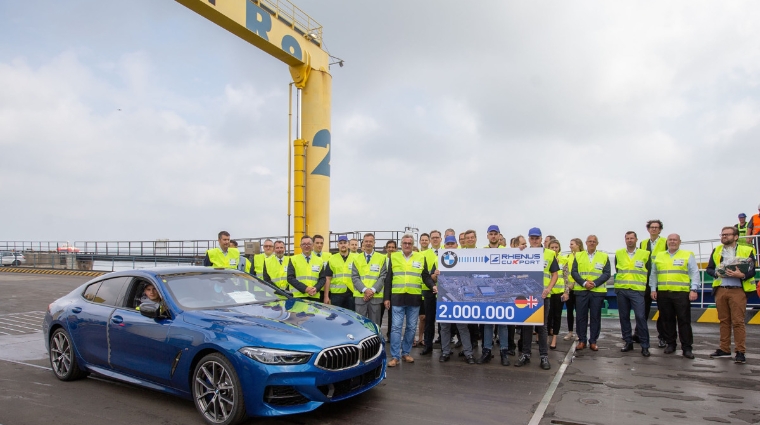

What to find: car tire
left=49, top=328, right=88, bottom=381
left=12, top=260, right=20, bottom=266
left=192, top=353, right=246, bottom=425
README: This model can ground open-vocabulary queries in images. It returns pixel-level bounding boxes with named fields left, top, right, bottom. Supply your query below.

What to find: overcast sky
left=1, top=1, right=758, bottom=251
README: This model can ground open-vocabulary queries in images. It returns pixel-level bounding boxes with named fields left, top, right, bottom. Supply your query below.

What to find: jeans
left=482, top=325, right=510, bottom=351
left=390, top=305, right=419, bottom=359
left=616, top=288, right=649, bottom=348
left=575, top=291, right=604, bottom=344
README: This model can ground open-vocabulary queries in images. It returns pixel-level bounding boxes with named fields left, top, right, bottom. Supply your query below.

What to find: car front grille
left=317, top=365, right=383, bottom=399
left=263, top=385, right=309, bottom=406
left=359, top=335, right=382, bottom=362
left=316, top=335, right=383, bottom=371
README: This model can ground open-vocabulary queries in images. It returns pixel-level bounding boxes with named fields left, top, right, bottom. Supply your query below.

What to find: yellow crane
left=176, top=0, right=331, bottom=252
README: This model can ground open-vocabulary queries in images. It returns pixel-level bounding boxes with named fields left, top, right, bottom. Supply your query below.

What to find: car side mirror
left=139, top=301, right=163, bottom=319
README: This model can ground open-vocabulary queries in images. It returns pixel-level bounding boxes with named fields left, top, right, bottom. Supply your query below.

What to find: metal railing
left=0, top=241, right=74, bottom=252
left=254, top=0, right=323, bottom=47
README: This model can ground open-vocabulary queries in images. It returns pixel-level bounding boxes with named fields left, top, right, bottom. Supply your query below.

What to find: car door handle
left=72, top=307, right=82, bottom=314
left=111, top=316, right=123, bottom=324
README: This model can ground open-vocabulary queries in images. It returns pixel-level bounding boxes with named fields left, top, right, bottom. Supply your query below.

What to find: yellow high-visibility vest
left=207, top=248, right=240, bottom=270
left=654, top=250, right=693, bottom=292
left=390, top=251, right=425, bottom=295
left=573, top=251, right=609, bottom=293
left=614, top=248, right=650, bottom=291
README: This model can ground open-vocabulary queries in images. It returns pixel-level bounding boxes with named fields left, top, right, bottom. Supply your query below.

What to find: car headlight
left=239, top=347, right=312, bottom=365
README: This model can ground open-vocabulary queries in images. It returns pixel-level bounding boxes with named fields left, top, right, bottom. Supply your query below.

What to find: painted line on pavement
left=528, top=340, right=577, bottom=425
left=0, top=357, right=52, bottom=371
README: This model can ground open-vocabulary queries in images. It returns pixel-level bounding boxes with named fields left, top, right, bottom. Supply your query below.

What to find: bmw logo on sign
left=441, top=251, right=458, bottom=268
left=347, top=334, right=355, bottom=340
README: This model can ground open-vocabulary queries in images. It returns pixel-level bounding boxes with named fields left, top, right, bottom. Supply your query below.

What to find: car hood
left=182, top=299, right=379, bottom=349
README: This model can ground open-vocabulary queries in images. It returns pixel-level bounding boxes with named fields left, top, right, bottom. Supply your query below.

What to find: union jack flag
left=527, top=296, right=539, bottom=308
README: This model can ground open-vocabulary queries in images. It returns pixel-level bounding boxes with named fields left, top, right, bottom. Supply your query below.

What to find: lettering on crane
left=311, top=129, right=331, bottom=176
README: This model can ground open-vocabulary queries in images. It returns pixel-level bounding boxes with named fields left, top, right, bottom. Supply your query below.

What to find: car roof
left=100, top=266, right=242, bottom=280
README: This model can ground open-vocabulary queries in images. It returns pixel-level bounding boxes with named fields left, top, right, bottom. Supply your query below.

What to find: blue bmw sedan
left=43, top=267, right=386, bottom=425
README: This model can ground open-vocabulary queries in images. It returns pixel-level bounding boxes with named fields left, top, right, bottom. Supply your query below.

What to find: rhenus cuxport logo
left=490, top=253, right=541, bottom=265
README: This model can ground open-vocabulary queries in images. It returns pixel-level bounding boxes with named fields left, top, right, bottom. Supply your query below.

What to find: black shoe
left=420, top=346, right=433, bottom=356
left=458, top=350, right=465, bottom=357
left=507, top=349, right=516, bottom=357
left=641, top=348, right=650, bottom=357
left=664, top=345, right=676, bottom=354
left=735, top=352, right=746, bottom=364
left=710, top=349, right=732, bottom=358
left=683, top=349, right=694, bottom=359
left=540, top=356, right=551, bottom=370
left=658, top=339, right=667, bottom=348
left=500, top=350, right=510, bottom=366
left=476, top=348, right=493, bottom=364
left=465, top=355, right=476, bottom=364
left=621, top=342, right=634, bottom=352
left=631, top=335, right=641, bottom=344
left=439, top=354, right=451, bottom=362
left=434, top=337, right=441, bottom=344
left=514, top=354, right=530, bottom=367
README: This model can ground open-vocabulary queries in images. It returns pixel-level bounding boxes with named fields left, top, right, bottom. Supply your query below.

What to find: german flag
left=514, top=296, right=528, bottom=308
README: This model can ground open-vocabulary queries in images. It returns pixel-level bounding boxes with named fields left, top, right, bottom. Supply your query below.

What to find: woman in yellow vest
left=562, top=238, right=584, bottom=341
left=547, top=239, right=567, bottom=350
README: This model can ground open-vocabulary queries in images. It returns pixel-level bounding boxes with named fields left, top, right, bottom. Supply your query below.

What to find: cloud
left=1, top=0, right=760, bottom=250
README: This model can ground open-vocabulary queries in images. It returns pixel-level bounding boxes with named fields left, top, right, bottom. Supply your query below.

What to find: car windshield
left=161, top=272, right=284, bottom=309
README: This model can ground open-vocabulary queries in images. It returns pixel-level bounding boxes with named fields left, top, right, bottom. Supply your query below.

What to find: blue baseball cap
left=487, top=224, right=500, bottom=233
left=444, top=235, right=457, bottom=244
left=337, top=235, right=348, bottom=242
left=739, top=213, right=747, bottom=218
left=528, top=227, right=542, bottom=237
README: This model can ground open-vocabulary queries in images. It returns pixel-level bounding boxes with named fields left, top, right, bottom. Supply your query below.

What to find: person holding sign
left=478, top=225, right=512, bottom=366
left=384, top=234, right=438, bottom=367
left=514, top=227, right=557, bottom=370
left=614, top=231, right=652, bottom=357
left=437, top=235, right=475, bottom=363
left=570, top=235, right=610, bottom=351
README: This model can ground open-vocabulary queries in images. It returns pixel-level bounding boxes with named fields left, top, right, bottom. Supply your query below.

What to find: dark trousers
left=548, top=293, right=564, bottom=335
left=423, top=291, right=437, bottom=347
left=383, top=304, right=392, bottom=338
left=616, top=289, right=649, bottom=348
left=639, top=283, right=663, bottom=340
left=575, top=291, right=604, bottom=344
left=468, top=324, right=480, bottom=347
left=565, top=291, right=575, bottom=332
left=328, top=292, right=354, bottom=311
left=520, top=299, right=550, bottom=357
left=658, top=290, right=692, bottom=350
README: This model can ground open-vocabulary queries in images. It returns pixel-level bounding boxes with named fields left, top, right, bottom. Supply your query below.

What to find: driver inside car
left=136, top=282, right=164, bottom=312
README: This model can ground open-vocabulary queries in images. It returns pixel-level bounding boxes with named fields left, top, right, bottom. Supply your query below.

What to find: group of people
left=203, top=217, right=757, bottom=370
